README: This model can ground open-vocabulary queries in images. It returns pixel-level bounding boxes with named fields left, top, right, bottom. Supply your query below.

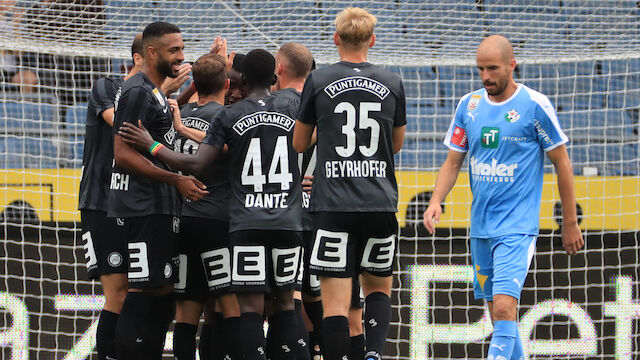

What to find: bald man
left=423, top=35, right=583, bottom=360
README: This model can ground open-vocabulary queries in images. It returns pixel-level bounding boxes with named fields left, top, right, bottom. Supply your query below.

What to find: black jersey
left=273, top=88, right=316, bottom=231
left=107, top=72, right=181, bottom=218
left=299, top=145, right=316, bottom=231
left=78, top=77, right=122, bottom=211
left=298, top=61, right=406, bottom=213
left=202, top=94, right=302, bottom=232
left=175, top=102, right=230, bottom=221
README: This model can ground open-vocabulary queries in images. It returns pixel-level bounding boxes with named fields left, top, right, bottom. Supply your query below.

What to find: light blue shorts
left=470, top=234, right=536, bottom=301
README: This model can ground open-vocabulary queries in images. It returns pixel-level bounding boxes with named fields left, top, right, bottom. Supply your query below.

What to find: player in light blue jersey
left=423, top=35, right=584, bottom=360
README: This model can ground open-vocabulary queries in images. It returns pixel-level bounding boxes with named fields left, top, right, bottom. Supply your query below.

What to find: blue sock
left=510, top=327, right=524, bottom=360
left=488, top=320, right=516, bottom=360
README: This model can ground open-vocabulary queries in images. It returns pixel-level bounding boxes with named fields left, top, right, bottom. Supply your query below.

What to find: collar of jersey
left=483, top=83, right=522, bottom=106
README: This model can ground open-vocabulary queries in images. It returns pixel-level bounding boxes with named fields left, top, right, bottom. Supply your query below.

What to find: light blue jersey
left=444, top=84, right=568, bottom=238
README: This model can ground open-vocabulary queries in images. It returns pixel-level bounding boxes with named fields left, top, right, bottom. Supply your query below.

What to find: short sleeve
left=533, top=98, right=569, bottom=152
left=202, top=108, right=227, bottom=151
left=112, top=87, right=153, bottom=135
left=442, top=96, right=469, bottom=153
left=91, top=78, right=119, bottom=117
left=298, top=73, right=317, bottom=125
left=393, top=80, right=407, bottom=127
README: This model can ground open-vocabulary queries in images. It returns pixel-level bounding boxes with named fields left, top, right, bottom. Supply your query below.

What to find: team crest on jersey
left=232, top=111, right=295, bottom=135
left=152, top=87, right=165, bottom=106
left=323, top=76, right=390, bottom=100
left=505, top=109, right=520, bottom=123
left=164, top=123, right=176, bottom=145
left=468, top=94, right=482, bottom=111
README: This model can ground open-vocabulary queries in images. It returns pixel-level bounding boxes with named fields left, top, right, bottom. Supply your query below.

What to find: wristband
left=149, top=141, right=165, bottom=156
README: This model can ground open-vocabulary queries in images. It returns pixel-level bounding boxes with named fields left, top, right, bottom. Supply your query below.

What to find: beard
left=484, top=79, right=507, bottom=97
left=157, top=56, right=179, bottom=78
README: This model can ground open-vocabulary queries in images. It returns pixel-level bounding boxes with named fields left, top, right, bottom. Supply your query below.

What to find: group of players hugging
left=79, top=4, right=584, bottom=360
left=79, top=6, right=406, bottom=360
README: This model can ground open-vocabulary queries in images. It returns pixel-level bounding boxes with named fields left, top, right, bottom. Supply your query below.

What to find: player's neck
left=245, top=86, right=271, bottom=99
left=141, top=65, right=166, bottom=90
left=488, top=80, right=519, bottom=103
left=338, top=47, right=368, bottom=64
left=278, top=77, right=305, bottom=93
left=124, top=65, right=142, bottom=81
left=197, top=92, right=224, bottom=107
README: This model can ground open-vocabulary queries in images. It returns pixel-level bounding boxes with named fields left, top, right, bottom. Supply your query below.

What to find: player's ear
left=277, top=63, right=284, bottom=75
left=133, top=53, right=143, bottom=67
left=333, top=32, right=340, bottom=46
left=509, top=58, right=517, bottom=72
left=369, top=34, right=376, bottom=48
left=224, top=78, right=230, bottom=91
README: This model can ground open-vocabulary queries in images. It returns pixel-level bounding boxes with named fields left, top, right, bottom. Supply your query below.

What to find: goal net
left=0, top=1, right=639, bottom=359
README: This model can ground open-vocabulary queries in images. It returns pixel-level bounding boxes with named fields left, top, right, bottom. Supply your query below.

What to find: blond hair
left=334, top=7, right=377, bottom=48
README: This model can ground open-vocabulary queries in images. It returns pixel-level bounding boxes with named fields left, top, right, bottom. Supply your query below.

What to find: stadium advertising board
left=1, top=229, right=638, bottom=359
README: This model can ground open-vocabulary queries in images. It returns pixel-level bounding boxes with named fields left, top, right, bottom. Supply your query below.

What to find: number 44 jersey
left=203, top=95, right=302, bottom=232
left=298, top=61, right=406, bottom=213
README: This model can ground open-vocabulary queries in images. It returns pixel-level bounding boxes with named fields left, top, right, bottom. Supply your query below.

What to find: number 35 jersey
left=202, top=95, right=302, bottom=232
left=298, top=61, right=406, bottom=213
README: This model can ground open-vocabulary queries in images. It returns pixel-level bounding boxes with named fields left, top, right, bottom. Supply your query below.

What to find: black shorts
left=300, top=231, right=321, bottom=297
left=123, top=215, right=179, bottom=289
left=80, top=210, right=127, bottom=280
left=174, top=216, right=230, bottom=301
left=230, top=230, right=302, bottom=293
left=310, top=212, right=398, bottom=278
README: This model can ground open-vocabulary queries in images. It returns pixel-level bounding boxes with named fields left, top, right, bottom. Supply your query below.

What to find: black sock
left=198, top=324, right=212, bottom=360
left=115, top=292, right=158, bottom=360
left=350, top=334, right=365, bottom=360
left=322, top=316, right=350, bottom=360
left=209, top=313, right=225, bottom=360
left=173, top=322, right=198, bottom=360
left=364, top=292, right=391, bottom=358
left=241, top=312, right=267, bottom=360
left=268, top=309, right=299, bottom=360
left=303, top=300, right=323, bottom=352
left=294, top=300, right=311, bottom=360
left=153, top=294, right=176, bottom=357
left=308, top=331, right=322, bottom=360
left=96, top=309, right=119, bottom=360
left=223, top=316, right=243, bottom=360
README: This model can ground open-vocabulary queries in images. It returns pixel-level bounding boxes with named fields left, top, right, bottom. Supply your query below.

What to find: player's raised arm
left=547, top=144, right=584, bottom=255
left=422, top=149, right=466, bottom=234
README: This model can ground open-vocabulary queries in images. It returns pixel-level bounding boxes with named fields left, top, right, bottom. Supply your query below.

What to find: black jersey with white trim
left=78, top=76, right=122, bottom=211
left=108, top=71, right=181, bottom=218
left=298, top=61, right=406, bottom=213
left=202, top=93, right=302, bottom=232
left=175, top=101, right=230, bottom=221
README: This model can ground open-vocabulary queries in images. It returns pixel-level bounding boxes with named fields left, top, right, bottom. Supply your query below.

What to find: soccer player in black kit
left=78, top=34, right=143, bottom=360
left=108, top=22, right=208, bottom=359
left=293, top=7, right=406, bottom=360
left=170, top=53, right=242, bottom=360
left=119, top=49, right=303, bottom=360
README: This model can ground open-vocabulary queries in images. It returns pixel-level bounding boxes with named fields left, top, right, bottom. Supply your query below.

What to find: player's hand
left=561, top=222, right=584, bottom=255
left=168, top=99, right=183, bottom=131
left=302, top=175, right=313, bottom=193
left=175, top=176, right=209, bottom=202
left=422, top=202, right=442, bottom=235
left=161, top=63, right=192, bottom=96
left=118, top=120, right=154, bottom=151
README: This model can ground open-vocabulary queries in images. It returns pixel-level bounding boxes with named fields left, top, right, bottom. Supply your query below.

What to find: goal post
left=0, top=1, right=639, bottom=359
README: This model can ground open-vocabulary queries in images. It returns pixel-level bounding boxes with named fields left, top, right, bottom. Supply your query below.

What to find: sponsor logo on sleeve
left=152, top=88, right=166, bottom=107
left=450, top=126, right=467, bottom=148
left=467, top=94, right=482, bottom=111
